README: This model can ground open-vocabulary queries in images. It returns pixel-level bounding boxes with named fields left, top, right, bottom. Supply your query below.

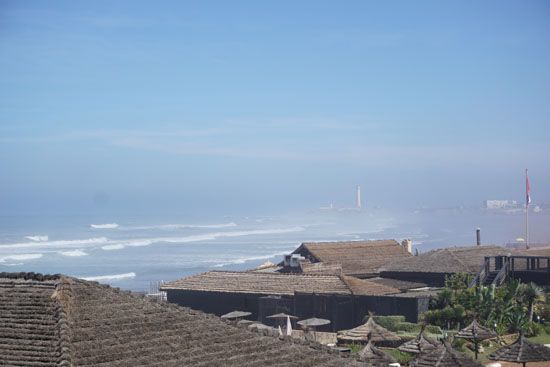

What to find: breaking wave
left=212, top=250, right=293, bottom=268
left=0, top=253, right=43, bottom=263
left=90, top=223, right=119, bottom=229
left=0, top=237, right=109, bottom=250
left=25, top=235, right=48, bottom=242
left=120, top=222, right=238, bottom=230
left=59, top=250, right=88, bottom=257
left=79, top=272, right=136, bottom=281
left=101, top=244, right=125, bottom=251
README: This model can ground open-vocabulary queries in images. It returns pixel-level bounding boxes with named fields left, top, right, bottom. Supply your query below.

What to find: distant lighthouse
left=356, top=185, right=362, bottom=210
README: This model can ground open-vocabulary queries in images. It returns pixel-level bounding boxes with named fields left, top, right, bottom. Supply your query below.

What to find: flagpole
left=525, top=169, right=529, bottom=249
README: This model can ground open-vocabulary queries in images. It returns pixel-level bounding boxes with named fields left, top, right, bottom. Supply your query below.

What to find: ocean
left=0, top=208, right=548, bottom=291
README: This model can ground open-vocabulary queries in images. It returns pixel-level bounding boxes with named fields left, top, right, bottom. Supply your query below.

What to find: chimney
left=401, top=239, right=412, bottom=254
left=356, top=185, right=362, bottom=209
left=476, top=228, right=481, bottom=246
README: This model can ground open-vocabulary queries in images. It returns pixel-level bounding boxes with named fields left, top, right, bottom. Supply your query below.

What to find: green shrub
left=395, top=322, right=421, bottom=333
left=424, top=325, right=442, bottom=334
left=526, top=322, right=543, bottom=337
left=372, top=315, right=406, bottom=331
left=544, top=322, right=550, bottom=335
left=384, top=349, right=415, bottom=364
left=452, top=337, right=467, bottom=352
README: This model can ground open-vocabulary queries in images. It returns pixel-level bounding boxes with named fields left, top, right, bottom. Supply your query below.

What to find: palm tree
left=518, top=282, right=543, bottom=322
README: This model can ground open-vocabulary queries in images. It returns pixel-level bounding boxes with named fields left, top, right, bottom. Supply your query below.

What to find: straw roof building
left=0, top=272, right=367, bottom=367
left=337, top=316, right=401, bottom=347
left=380, top=245, right=520, bottom=286
left=162, top=270, right=400, bottom=297
left=289, top=240, right=412, bottom=278
left=411, top=341, right=483, bottom=367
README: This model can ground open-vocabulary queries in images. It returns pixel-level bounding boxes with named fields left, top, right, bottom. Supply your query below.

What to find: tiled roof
left=0, top=272, right=363, bottom=367
left=381, top=245, right=520, bottom=274
left=294, top=240, right=412, bottom=276
left=161, top=271, right=399, bottom=296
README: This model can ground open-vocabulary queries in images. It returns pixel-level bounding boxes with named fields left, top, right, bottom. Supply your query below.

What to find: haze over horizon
left=1, top=1, right=549, bottom=216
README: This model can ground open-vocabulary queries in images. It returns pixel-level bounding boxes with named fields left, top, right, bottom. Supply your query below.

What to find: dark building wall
left=379, top=271, right=450, bottom=287
left=258, top=296, right=295, bottom=326
left=167, top=289, right=429, bottom=330
left=354, top=295, right=429, bottom=324
left=510, top=271, right=550, bottom=286
left=166, top=289, right=265, bottom=320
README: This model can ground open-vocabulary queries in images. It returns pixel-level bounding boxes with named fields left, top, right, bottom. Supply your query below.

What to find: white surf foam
left=25, top=235, right=48, bottom=242
left=212, top=250, right=293, bottom=267
left=59, top=250, right=88, bottom=257
left=0, top=253, right=43, bottom=263
left=119, top=222, right=238, bottom=230
left=101, top=244, right=125, bottom=251
left=80, top=272, right=136, bottom=281
left=0, top=237, right=109, bottom=250
left=90, top=223, right=119, bottom=229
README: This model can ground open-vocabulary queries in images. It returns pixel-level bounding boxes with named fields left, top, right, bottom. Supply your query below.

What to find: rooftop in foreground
left=0, top=272, right=364, bottom=367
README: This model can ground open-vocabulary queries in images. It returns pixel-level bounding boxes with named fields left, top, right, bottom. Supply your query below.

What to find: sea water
left=0, top=208, right=548, bottom=291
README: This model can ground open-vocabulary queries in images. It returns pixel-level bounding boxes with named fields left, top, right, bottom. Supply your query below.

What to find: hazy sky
left=1, top=1, right=549, bottom=215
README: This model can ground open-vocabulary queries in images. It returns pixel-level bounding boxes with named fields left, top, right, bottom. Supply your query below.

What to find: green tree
left=518, top=282, right=544, bottom=322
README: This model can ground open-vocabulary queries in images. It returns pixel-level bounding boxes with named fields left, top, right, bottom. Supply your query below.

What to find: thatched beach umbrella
left=358, top=334, right=397, bottom=366
left=411, top=341, right=483, bottom=367
left=220, top=310, right=252, bottom=320
left=337, top=316, right=401, bottom=347
left=456, top=319, right=497, bottom=359
left=267, top=313, right=298, bottom=335
left=489, top=333, right=550, bottom=367
left=398, top=327, right=438, bottom=355
left=266, top=312, right=298, bottom=320
left=297, top=317, right=331, bottom=329
left=298, top=317, right=331, bottom=341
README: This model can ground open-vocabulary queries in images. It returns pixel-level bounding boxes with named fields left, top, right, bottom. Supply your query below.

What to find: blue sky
left=0, top=0, right=549, bottom=214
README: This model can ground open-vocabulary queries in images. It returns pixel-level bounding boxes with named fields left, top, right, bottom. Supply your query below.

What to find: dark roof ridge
left=52, top=276, right=75, bottom=366
left=207, top=269, right=346, bottom=278
left=0, top=271, right=62, bottom=281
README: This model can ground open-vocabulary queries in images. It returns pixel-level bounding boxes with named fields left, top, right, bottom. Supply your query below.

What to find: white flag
left=286, top=316, right=292, bottom=336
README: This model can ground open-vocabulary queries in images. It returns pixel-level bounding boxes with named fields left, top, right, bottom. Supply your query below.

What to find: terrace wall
left=378, top=271, right=450, bottom=287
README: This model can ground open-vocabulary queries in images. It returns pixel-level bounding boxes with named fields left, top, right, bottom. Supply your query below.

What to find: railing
left=469, top=258, right=489, bottom=288
left=492, top=258, right=509, bottom=286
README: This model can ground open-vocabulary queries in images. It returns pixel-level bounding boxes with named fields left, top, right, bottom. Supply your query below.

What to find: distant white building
left=484, top=200, right=519, bottom=210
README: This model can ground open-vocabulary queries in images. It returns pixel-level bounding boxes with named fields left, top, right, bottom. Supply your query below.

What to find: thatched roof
left=398, top=329, right=438, bottom=354
left=161, top=271, right=399, bottom=296
left=337, top=316, right=401, bottom=345
left=0, top=272, right=368, bottom=367
left=381, top=245, right=518, bottom=274
left=411, top=341, right=483, bottom=367
left=368, top=277, right=428, bottom=291
left=489, top=334, right=550, bottom=363
left=456, top=319, right=497, bottom=341
left=292, top=240, right=411, bottom=277
left=358, top=339, right=397, bottom=366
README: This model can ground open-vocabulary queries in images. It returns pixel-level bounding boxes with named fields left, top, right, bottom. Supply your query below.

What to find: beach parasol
left=411, top=341, right=484, bottom=367
left=337, top=316, right=401, bottom=346
left=489, top=333, right=550, bottom=367
left=220, top=310, right=252, bottom=320
left=398, top=327, right=438, bottom=355
left=456, top=319, right=497, bottom=359
left=358, top=333, right=397, bottom=366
